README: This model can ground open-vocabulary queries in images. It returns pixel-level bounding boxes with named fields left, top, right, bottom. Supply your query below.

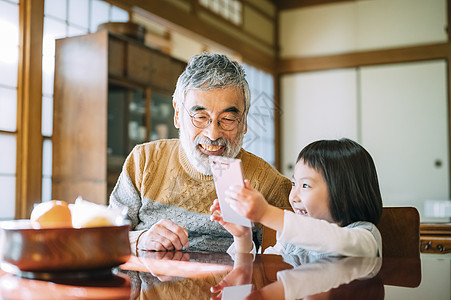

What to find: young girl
left=210, top=138, right=383, bottom=257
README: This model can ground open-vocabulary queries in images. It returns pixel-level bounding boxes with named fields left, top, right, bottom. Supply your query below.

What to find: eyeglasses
left=182, top=102, right=244, bottom=131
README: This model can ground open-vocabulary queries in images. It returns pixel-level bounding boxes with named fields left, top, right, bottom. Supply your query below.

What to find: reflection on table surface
left=0, top=251, right=450, bottom=300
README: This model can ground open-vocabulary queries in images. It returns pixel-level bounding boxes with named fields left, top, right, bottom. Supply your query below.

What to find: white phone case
left=209, top=156, right=251, bottom=228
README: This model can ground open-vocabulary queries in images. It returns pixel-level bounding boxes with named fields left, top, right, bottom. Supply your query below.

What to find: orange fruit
left=81, top=216, right=113, bottom=228
left=30, top=200, right=73, bottom=228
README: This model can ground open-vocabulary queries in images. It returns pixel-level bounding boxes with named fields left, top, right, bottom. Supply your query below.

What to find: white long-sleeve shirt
left=264, top=210, right=382, bottom=257
left=278, top=256, right=382, bottom=300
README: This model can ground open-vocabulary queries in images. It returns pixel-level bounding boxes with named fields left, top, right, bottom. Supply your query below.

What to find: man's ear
left=173, top=100, right=180, bottom=129
left=243, top=111, right=248, bottom=134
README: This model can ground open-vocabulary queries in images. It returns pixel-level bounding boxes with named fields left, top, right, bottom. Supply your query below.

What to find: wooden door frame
left=16, top=0, right=44, bottom=219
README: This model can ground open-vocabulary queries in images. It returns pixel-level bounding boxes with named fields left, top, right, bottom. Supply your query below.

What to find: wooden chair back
left=261, top=224, right=277, bottom=253
left=261, top=207, right=421, bottom=258
left=376, top=207, right=420, bottom=258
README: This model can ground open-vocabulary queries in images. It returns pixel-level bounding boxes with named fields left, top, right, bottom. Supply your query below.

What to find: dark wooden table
left=0, top=251, right=449, bottom=299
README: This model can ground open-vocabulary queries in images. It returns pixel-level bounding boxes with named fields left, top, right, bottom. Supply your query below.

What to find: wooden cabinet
left=52, top=30, right=185, bottom=204
left=126, top=43, right=151, bottom=85
left=420, top=223, right=451, bottom=254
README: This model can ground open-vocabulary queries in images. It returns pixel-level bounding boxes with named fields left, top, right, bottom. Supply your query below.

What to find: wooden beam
left=448, top=0, right=451, bottom=42
left=243, top=0, right=276, bottom=21
left=278, top=43, right=451, bottom=74
left=16, top=0, right=44, bottom=219
left=278, top=0, right=355, bottom=11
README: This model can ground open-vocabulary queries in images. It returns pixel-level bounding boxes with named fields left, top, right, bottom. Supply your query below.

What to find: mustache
left=194, top=136, right=229, bottom=147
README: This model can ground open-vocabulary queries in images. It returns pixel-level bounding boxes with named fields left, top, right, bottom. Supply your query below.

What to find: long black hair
left=297, top=138, right=383, bottom=226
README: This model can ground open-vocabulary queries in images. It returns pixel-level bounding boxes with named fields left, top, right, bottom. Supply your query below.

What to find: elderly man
left=109, top=53, right=291, bottom=253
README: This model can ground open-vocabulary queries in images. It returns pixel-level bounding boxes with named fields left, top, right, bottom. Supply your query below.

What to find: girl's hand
left=225, top=180, right=270, bottom=223
left=210, top=199, right=250, bottom=238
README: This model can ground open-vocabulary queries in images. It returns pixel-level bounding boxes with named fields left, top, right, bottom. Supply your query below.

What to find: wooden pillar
left=274, top=3, right=281, bottom=171
left=447, top=0, right=451, bottom=199
left=16, top=0, right=44, bottom=219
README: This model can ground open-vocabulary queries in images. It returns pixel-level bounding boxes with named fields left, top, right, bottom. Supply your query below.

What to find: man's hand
left=210, top=199, right=250, bottom=238
left=137, top=219, right=189, bottom=251
left=210, top=199, right=254, bottom=253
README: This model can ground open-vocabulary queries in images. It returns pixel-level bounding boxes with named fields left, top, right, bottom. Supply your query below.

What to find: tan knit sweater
left=109, top=139, right=291, bottom=253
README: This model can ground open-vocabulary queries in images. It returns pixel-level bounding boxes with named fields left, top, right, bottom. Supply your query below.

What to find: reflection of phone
left=209, top=156, right=251, bottom=227
left=222, top=284, right=253, bottom=300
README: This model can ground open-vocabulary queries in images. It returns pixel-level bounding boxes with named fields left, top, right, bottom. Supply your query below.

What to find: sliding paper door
left=360, top=60, right=449, bottom=218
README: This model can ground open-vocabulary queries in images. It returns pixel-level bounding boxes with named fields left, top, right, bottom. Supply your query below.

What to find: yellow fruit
left=81, top=216, right=113, bottom=228
left=30, top=200, right=73, bottom=228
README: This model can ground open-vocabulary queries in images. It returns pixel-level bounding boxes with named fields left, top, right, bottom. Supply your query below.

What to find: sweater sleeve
left=108, top=145, right=144, bottom=230
left=278, top=211, right=378, bottom=257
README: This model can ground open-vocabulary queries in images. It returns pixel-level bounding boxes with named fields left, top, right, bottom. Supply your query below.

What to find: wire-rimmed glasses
left=182, top=102, right=245, bottom=131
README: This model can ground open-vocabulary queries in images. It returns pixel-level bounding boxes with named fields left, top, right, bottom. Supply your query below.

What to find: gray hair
left=173, top=53, right=251, bottom=113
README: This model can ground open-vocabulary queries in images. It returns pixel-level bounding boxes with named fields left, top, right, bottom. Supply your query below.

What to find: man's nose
left=202, top=121, right=223, bottom=141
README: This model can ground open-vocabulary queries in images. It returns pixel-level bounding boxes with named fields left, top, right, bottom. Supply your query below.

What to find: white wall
left=279, top=0, right=447, bottom=57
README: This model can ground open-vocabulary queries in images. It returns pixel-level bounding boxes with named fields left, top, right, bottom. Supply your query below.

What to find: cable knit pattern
left=109, top=139, right=291, bottom=252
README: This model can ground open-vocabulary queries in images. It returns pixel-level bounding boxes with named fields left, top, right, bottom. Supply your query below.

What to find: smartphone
left=209, top=156, right=251, bottom=227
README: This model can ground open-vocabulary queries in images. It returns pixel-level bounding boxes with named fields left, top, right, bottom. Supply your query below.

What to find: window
left=242, top=64, right=277, bottom=167
left=199, top=0, right=242, bottom=25
left=0, top=0, right=18, bottom=220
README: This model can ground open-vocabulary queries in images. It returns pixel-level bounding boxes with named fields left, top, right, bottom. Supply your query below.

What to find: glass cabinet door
left=106, top=85, right=178, bottom=196
left=150, top=91, right=178, bottom=141
left=107, top=83, right=148, bottom=158
left=107, top=83, right=148, bottom=195
left=127, top=88, right=149, bottom=152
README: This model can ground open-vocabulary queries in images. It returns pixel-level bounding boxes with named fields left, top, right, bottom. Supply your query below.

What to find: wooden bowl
left=0, top=220, right=131, bottom=273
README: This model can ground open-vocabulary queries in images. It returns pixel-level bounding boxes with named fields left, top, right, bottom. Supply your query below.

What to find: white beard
left=179, top=125, right=244, bottom=175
